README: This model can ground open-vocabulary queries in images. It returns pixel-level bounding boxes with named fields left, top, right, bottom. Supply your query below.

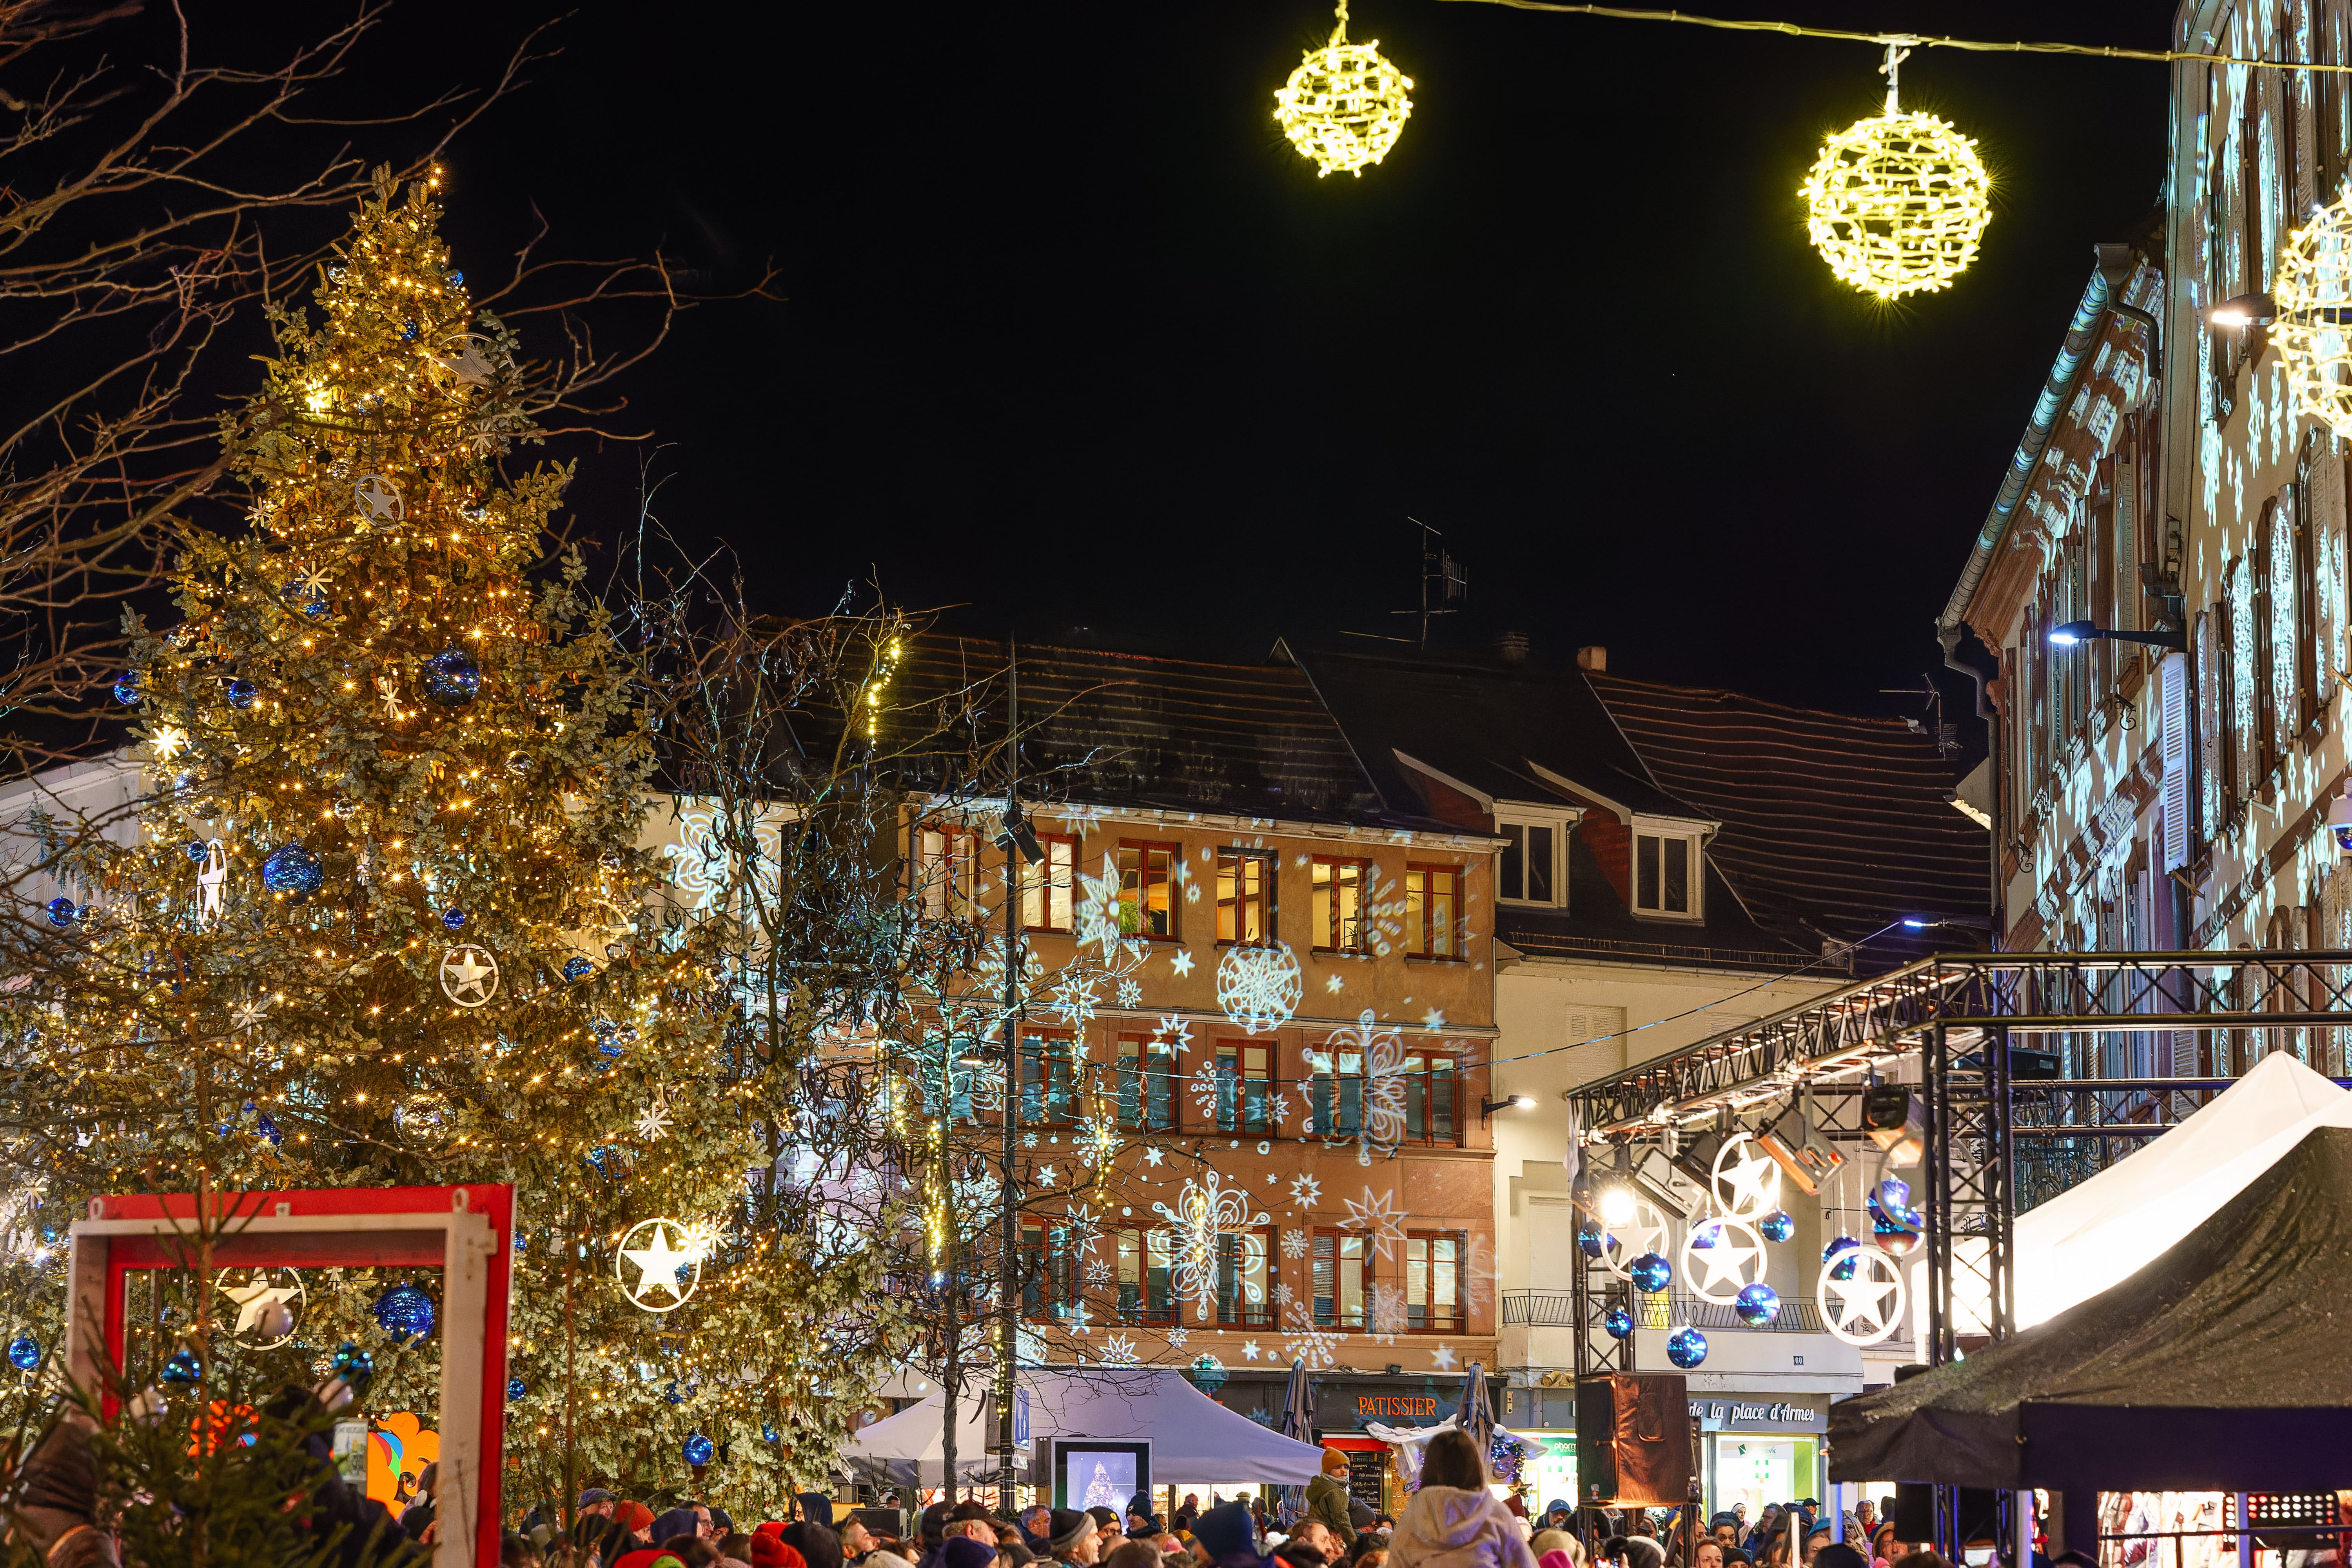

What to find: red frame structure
left=66, top=1184, right=514, bottom=1568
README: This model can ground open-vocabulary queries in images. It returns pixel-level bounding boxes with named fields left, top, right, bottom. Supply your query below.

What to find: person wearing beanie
left=1306, top=1448, right=1357, bottom=1551
left=944, top=1539, right=1000, bottom=1568
left=1087, top=1507, right=1125, bottom=1560
left=1190, top=1499, right=1269, bottom=1568
left=1047, top=1508, right=1102, bottom=1565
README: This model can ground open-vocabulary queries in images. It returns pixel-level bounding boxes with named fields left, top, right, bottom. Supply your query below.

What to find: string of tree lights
left=1277, top=1, right=2352, bottom=299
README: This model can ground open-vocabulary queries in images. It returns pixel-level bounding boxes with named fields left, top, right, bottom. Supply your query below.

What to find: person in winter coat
left=1306, top=1448, right=1357, bottom=1551
left=1386, top=1429, right=1538, bottom=1568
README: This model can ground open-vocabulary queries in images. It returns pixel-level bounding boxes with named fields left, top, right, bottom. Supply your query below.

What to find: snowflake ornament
left=1099, top=1333, right=1140, bottom=1366
left=1167, top=1326, right=1190, bottom=1350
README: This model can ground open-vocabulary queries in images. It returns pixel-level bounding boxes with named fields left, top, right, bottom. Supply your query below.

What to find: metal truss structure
left=1563, top=949, right=2352, bottom=1552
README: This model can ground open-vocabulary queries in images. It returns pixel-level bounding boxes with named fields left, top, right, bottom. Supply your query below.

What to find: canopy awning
left=1832, top=1124, right=2352, bottom=1491
left=842, top=1369, right=1328, bottom=1486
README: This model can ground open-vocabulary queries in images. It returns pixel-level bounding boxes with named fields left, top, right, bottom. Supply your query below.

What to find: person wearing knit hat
left=751, top=1537, right=808, bottom=1568
left=944, top=1538, right=1000, bottom=1568
left=1047, top=1508, right=1102, bottom=1564
left=1192, top=1500, right=1264, bottom=1567
left=1305, top=1448, right=1357, bottom=1551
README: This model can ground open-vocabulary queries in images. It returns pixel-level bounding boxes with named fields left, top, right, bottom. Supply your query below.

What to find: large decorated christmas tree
left=2, top=171, right=894, bottom=1512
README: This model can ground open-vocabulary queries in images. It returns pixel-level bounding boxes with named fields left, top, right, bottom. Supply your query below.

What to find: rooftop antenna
left=1390, top=517, right=1467, bottom=649
left=1880, top=674, right=1957, bottom=756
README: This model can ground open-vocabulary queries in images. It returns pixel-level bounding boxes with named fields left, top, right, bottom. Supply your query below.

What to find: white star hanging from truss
left=1684, top=1222, right=1764, bottom=1298
left=1169, top=949, right=1196, bottom=978
left=1714, top=1138, right=1782, bottom=1218
left=1824, top=1251, right=1905, bottom=1341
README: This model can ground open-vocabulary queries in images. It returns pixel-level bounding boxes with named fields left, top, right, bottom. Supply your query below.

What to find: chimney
left=1492, top=631, right=1530, bottom=666
left=1576, top=646, right=1608, bottom=672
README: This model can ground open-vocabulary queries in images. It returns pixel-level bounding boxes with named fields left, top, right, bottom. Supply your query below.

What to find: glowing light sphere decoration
left=2273, top=189, right=2352, bottom=437
left=1801, top=47, right=1991, bottom=301
left=1274, top=0, right=1413, bottom=179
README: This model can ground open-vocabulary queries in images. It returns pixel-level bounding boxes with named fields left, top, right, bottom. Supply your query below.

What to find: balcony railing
left=1501, top=1288, right=1827, bottom=1333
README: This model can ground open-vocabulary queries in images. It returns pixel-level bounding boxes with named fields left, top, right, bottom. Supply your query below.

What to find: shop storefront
left=1202, top=1369, right=1474, bottom=1519
left=1691, top=1398, right=1826, bottom=1521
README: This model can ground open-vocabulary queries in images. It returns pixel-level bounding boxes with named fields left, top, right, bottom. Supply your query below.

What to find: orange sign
left=1357, top=1395, right=1437, bottom=1421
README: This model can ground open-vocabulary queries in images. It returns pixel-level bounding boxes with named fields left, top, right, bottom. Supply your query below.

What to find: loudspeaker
left=1575, top=1373, right=1691, bottom=1506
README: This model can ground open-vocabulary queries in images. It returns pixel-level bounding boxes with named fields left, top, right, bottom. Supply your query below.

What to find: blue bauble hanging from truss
left=1629, top=1251, right=1672, bottom=1294
left=1666, top=1326, right=1708, bottom=1368
left=1602, top=1307, right=1635, bottom=1339
left=1735, top=1283, right=1781, bottom=1326
left=1758, top=1209, right=1796, bottom=1243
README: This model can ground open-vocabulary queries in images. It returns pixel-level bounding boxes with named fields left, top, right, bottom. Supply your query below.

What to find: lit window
left=1020, top=834, right=1076, bottom=932
left=1216, top=1227, right=1274, bottom=1327
left=1311, top=858, right=1370, bottom=951
left=1405, top=1232, right=1463, bottom=1332
left=1632, top=822, right=1704, bottom=918
left=1210, top=1041, right=1274, bottom=1134
left=1115, top=1228, right=1178, bottom=1324
left=1019, top=1031, right=1076, bottom=1124
left=1118, top=842, right=1180, bottom=938
left=1496, top=814, right=1568, bottom=907
left=1022, top=1222, right=1076, bottom=1320
left=1400, top=1049, right=1458, bottom=1144
left=1217, top=849, right=1277, bottom=945
left=912, top=823, right=980, bottom=921
left=1307, top=1045, right=1363, bottom=1140
left=1404, top=864, right=1459, bottom=957
left=1312, top=1231, right=1368, bottom=1328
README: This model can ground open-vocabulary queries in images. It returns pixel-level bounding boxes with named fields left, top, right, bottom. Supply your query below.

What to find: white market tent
left=1916, top=1050, right=2352, bottom=1336
left=842, top=1368, right=1327, bottom=1487
left=1363, top=1414, right=1555, bottom=1490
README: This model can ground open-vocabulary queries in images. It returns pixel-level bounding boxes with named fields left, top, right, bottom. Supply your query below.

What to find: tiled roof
left=897, top=635, right=1417, bottom=828
left=1586, top=673, right=1988, bottom=957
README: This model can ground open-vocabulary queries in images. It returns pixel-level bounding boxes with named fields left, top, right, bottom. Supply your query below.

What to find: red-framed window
left=1216, top=1225, right=1277, bottom=1327
left=1019, top=1028, right=1078, bottom=1125
left=1404, top=864, right=1461, bottom=958
left=1114, top=1227, right=1179, bottom=1325
left=1209, top=1040, right=1275, bottom=1135
left=1404, top=1231, right=1465, bottom=1332
left=1310, top=857, right=1370, bottom=952
left=1312, top=1229, right=1369, bottom=1328
left=1216, top=849, right=1278, bottom=946
left=1021, top=834, right=1077, bottom=933
left=1021, top=1220, right=1078, bottom=1321
left=1400, top=1047, right=1460, bottom=1145
left=1118, top=841, right=1181, bottom=940
left=912, top=822, right=981, bottom=922
left=1116, top=1032, right=1180, bottom=1131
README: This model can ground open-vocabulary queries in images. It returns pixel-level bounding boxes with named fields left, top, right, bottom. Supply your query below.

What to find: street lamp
left=1479, top=1093, right=1533, bottom=1123
left=2208, top=292, right=2276, bottom=328
left=2048, top=619, right=2184, bottom=653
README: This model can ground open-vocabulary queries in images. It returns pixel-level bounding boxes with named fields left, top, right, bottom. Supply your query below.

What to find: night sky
left=231, top=0, right=2168, bottom=754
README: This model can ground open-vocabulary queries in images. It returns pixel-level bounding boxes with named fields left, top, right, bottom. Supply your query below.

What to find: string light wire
left=1431, top=0, right=2352, bottom=75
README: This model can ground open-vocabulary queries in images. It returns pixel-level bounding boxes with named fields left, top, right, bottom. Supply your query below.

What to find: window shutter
left=2315, top=444, right=2348, bottom=710
left=2163, top=651, right=2191, bottom=870
left=2115, top=454, right=2139, bottom=632
left=2271, top=488, right=2302, bottom=744
left=2196, top=606, right=2223, bottom=833
left=2230, top=558, right=2261, bottom=804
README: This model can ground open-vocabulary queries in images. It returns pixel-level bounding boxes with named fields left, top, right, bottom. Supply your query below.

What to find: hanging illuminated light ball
left=1801, top=45, right=1992, bottom=301
left=1759, top=1209, right=1797, bottom=1243
left=422, top=648, right=481, bottom=708
left=1666, top=1326, right=1708, bottom=1368
left=1688, top=1218, right=1723, bottom=1250
left=1868, top=1181, right=1927, bottom=1258
left=2272, top=188, right=2352, bottom=437
left=1274, top=0, right=1413, bottom=178
left=1602, top=1307, right=1635, bottom=1340
left=161, top=1348, right=203, bottom=1385
left=1628, top=1250, right=1672, bottom=1294
left=1734, top=1282, right=1781, bottom=1327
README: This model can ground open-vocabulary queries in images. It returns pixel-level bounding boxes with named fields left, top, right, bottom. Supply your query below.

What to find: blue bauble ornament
left=683, top=1433, right=715, bottom=1467
left=563, top=956, right=593, bottom=983
left=6, top=1335, right=39, bottom=1371
left=1666, top=1327, right=1708, bottom=1369
left=112, top=671, right=142, bottom=706
left=226, top=679, right=258, bottom=710
left=1577, top=1221, right=1606, bottom=1259
left=401, top=321, right=419, bottom=341
left=372, top=1283, right=436, bottom=1344
left=442, top=907, right=466, bottom=931
left=1629, top=1250, right=1672, bottom=1294
left=447, top=270, right=465, bottom=287
left=1602, top=1307, right=1635, bottom=1340
left=507, top=1376, right=527, bottom=1401
left=44, top=898, right=74, bottom=928
left=761, top=1421, right=779, bottom=1443
left=1824, top=1234, right=1860, bottom=1280
left=1688, top=1219, right=1723, bottom=1250
left=332, top=1342, right=374, bottom=1390
left=255, top=1111, right=283, bottom=1147
left=422, top=648, right=481, bottom=708
left=664, top=1380, right=685, bottom=1405
left=161, top=1348, right=202, bottom=1385
left=1735, top=1283, right=1781, bottom=1327
left=261, top=844, right=324, bottom=896
left=1875, top=1177, right=1912, bottom=1210
left=184, top=841, right=208, bottom=862
left=1759, top=1209, right=1796, bottom=1243
left=285, top=581, right=328, bottom=619
left=1871, top=1207, right=1925, bottom=1258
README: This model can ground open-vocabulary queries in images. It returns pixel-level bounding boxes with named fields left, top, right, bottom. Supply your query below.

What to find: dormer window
left=1496, top=810, right=1570, bottom=907
left=1632, top=819, right=1704, bottom=920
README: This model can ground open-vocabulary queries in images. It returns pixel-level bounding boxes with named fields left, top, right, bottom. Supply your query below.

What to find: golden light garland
left=1801, top=46, right=1992, bottom=300
left=1275, top=0, right=1414, bottom=178
left=2273, top=189, right=2352, bottom=437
